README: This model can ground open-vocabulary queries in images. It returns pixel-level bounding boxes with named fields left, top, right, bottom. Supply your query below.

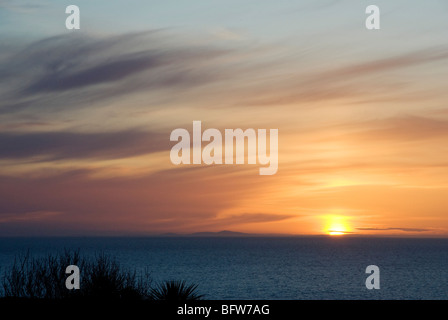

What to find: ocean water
left=0, top=237, right=447, bottom=300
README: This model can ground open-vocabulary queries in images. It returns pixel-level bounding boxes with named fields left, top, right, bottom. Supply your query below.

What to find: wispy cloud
left=0, top=210, right=62, bottom=223
left=0, top=130, right=167, bottom=160
left=0, top=31, right=231, bottom=115
left=354, top=116, right=448, bottom=141
left=241, top=46, right=448, bottom=107
left=323, top=48, right=448, bottom=80
left=0, top=0, right=49, bottom=12
left=4, top=31, right=447, bottom=119
left=356, top=227, right=431, bottom=233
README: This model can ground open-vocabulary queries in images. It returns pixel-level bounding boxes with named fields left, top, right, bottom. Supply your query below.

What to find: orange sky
left=1, top=1, right=448, bottom=237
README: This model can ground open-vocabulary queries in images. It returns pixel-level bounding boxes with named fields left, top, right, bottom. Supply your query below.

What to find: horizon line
left=1, top=230, right=447, bottom=239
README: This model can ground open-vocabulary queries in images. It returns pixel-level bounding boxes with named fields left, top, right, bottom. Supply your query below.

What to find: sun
left=328, top=231, right=346, bottom=236
left=324, top=215, right=351, bottom=236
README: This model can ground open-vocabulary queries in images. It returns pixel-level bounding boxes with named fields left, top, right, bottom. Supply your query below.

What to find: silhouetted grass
left=1, top=250, right=81, bottom=299
left=0, top=250, right=151, bottom=300
left=150, top=280, right=204, bottom=301
left=0, top=250, right=204, bottom=301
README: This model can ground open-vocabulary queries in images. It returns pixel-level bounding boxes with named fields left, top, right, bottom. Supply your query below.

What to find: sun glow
left=324, top=215, right=351, bottom=236
left=328, top=231, right=345, bottom=236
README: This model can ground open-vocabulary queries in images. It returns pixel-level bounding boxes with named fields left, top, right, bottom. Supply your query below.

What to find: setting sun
left=328, top=231, right=346, bottom=236
left=324, top=215, right=351, bottom=236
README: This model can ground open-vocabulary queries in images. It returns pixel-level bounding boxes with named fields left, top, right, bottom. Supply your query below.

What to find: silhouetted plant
left=0, top=250, right=152, bottom=300
left=1, top=250, right=81, bottom=299
left=149, top=280, right=204, bottom=301
left=81, top=253, right=152, bottom=300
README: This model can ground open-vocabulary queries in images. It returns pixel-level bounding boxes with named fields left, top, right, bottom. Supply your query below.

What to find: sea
left=0, top=237, right=447, bottom=300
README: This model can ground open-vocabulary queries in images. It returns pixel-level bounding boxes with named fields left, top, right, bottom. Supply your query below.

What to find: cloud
left=0, top=210, right=62, bottom=223
left=359, top=116, right=448, bottom=141
left=0, top=0, right=48, bottom=12
left=238, top=46, right=448, bottom=107
left=0, top=31, right=231, bottom=114
left=24, top=53, right=165, bottom=93
left=0, top=130, right=168, bottom=160
left=356, top=227, right=430, bottom=232
left=322, top=48, right=448, bottom=80
left=2, top=30, right=447, bottom=122
left=213, top=213, right=294, bottom=225
left=0, top=165, right=257, bottom=233
left=169, top=212, right=297, bottom=232
left=319, top=115, right=448, bottom=147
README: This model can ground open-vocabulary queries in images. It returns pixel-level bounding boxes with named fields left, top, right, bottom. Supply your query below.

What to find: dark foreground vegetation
left=0, top=250, right=204, bottom=302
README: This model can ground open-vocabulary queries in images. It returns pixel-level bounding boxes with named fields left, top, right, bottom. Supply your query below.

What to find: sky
left=1, top=0, right=448, bottom=236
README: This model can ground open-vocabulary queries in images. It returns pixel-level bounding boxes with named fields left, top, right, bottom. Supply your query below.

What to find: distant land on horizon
left=157, top=230, right=290, bottom=237
left=154, top=230, right=448, bottom=238
left=1, top=231, right=446, bottom=239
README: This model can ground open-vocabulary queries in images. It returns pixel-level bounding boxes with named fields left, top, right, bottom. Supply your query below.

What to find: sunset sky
left=1, top=0, right=448, bottom=236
